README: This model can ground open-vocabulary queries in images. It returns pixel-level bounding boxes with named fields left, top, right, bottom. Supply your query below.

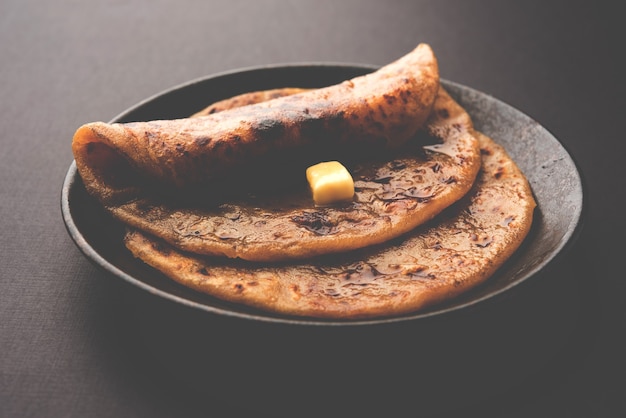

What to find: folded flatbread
left=73, top=43, right=439, bottom=200
left=71, top=44, right=485, bottom=262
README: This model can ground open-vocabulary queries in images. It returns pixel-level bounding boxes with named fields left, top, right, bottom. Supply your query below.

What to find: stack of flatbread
left=72, top=44, right=536, bottom=319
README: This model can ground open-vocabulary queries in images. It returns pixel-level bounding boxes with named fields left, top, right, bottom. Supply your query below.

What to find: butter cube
left=306, top=161, right=354, bottom=206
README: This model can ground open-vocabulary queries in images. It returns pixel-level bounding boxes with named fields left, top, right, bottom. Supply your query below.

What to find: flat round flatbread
left=124, top=131, right=536, bottom=319
left=110, top=87, right=481, bottom=261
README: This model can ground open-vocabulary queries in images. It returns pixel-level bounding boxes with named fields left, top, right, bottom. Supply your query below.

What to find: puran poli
left=71, top=43, right=537, bottom=318
left=124, top=132, right=536, bottom=319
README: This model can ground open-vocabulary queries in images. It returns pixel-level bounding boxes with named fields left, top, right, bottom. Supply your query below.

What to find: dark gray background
left=1, top=1, right=623, bottom=417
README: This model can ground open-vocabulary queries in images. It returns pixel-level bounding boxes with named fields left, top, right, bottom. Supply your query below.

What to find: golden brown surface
left=124, top=132, right=536, bottom=319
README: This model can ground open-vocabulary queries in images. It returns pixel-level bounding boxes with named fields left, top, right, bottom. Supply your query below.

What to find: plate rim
left=61, top=63, right=585, bottom=326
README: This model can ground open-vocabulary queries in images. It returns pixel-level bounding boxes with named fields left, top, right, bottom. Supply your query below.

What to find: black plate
left=61, top=64, right=584, bottom=326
